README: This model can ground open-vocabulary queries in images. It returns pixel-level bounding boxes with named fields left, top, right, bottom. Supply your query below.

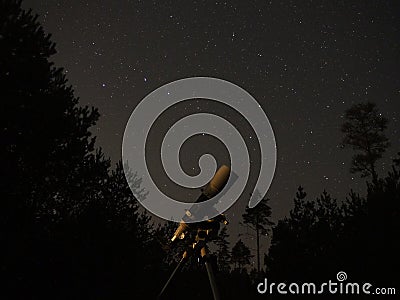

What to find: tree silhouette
left=231, top=239, right=252, bottom=270
left=1, top=1, right=107, bottom=296
left=363, top=153, right=400, bottom=287
left=341, top=102, right=389, bottom=183
left=266, top=153, right=400, bottom=289
left=266, top=186, right=346, bottom=281
left=1, top=0, right=107, bottom=225
left=0, top=2, right=163, bottom=298
left=213, top=226, right=231, bottom=273
left=242, top=191, right=274, bottom=273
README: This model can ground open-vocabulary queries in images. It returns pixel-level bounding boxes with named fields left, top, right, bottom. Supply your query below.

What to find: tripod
left=158, top=222, right=224, bottom=300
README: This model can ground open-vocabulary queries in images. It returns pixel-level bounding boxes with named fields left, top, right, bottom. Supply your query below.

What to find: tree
left=365, top=153, right=400, bottom=287
left=0, top=1, right=113, bottom=297
left=0, top=0, right=107, bottom=224
left=213, top=226, right=231, bottom=273
left=231, top=239, right=252, bottom=270
left=266, top=186, right=346, bottom=281
left=0, top=2, right=163, bottom=298
left=241, top=190, right=274, bottom=273
left=341, top=102, right=390, bottom=183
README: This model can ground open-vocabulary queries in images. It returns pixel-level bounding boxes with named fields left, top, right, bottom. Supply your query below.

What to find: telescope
left=158, top=165, right=231, bottom=300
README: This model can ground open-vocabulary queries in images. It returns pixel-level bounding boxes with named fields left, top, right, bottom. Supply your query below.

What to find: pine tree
left=213, top=226, right=231, bottom=273
left=0, top=0, right=107, bottom=225
left=267, top=186, right=343, bottom=280
left=341, top=102, right=389, bottom=184
left=1, top=2, right=121, bottom=296
left=231, top=239, right=252, bottom=270
left=241, top=190, right=274, bottom=273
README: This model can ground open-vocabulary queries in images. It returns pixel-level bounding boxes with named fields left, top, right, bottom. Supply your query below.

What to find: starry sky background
left=23, top=0, right=400, bottom=258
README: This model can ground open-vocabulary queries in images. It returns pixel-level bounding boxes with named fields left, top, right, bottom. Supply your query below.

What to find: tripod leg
left=201, top=247, right=220, bottom=300
left=158, top=251, right=188, bottom=299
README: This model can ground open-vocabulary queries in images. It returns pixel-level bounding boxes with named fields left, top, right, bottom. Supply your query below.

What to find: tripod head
left=170, top=206, right=229, bottom=243
left=170, top=165, right=230, bottom=243
left=193, top=214, right=229, bottom=243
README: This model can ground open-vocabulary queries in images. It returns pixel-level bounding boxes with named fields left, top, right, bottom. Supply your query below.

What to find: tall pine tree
left=242, top=190, right=274, bottom=273
left=213, top=226, right=231, bottom=273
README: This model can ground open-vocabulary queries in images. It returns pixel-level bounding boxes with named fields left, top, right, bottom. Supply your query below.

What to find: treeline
left=1, top=1, right=399, bottom=299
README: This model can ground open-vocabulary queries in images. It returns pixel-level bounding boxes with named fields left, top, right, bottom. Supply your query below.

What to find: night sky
left=23, top=0, right=400, bottom=255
